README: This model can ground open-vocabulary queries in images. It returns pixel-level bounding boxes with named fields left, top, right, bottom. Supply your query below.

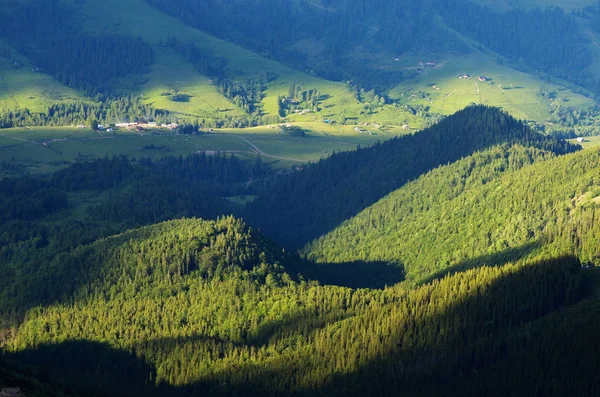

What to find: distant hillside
left=305, top=142, right=600, bottom=283
left=245, top=106, right=579, bottom=248
left=0, top=0, right=598, bottom=134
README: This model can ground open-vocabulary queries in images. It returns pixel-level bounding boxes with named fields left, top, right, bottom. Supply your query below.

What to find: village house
left=458, top=74, right=470, bottom=79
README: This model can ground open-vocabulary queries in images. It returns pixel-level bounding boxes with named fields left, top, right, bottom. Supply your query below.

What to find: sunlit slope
left=388, top=53, right=595, bottom=121
left=304, top=144, right=600, bottom=283
left=64, top=0, right=365, bottom=120
left=0, top=41, right=82, bottom=113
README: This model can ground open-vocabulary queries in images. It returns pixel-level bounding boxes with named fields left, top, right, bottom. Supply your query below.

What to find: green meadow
left=0, top=40, right=81, bottom=112
left=0, top=125, right=386, bottom=175
left=388, top=54, right=595, bottom=121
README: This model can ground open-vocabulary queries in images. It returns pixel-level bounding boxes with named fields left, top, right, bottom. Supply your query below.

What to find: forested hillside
left=145, top=0, right=600, bottom=94
left=1, top=108, right=600, bottom=395
left=305, top=142, right=600, bottom=282
left=245, top=106, right=579, bottom=248
left=3, top=0, right=600, bottom=392
left=2, top=216, right=597, bottom=396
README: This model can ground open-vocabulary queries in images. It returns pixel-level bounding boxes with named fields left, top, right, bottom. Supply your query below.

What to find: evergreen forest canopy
left=245, top=106, right=579, bottom=248
left=1, top=106, right=600, bottom=396
left=2, top=0, right=600, bottom=393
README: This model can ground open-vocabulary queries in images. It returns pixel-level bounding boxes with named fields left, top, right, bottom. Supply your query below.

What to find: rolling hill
left=244, top=106, right=579, bottom=248
left=0, top=0, right=599, bottom=136
left=304, top=134, right=600, bottom=284
left=1, top=107, right=600, bottom=395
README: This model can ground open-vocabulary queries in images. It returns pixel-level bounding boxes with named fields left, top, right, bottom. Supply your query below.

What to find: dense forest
left=1, top=217, right=597, bottom=397
left=0, top=97, right=171, bottom=128
left=245, top=106, right=580, bottom=248
left=305, top=143, right=600, bottom=281
left=2, top=0, right=600, bottom=391
left=1, top=106, right=600, bottom=395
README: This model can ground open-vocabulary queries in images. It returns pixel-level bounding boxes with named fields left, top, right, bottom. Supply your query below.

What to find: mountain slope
left=0, top=0, right=597, bottom=132
left=245, top=106, right=579, bottom=248
left=305, top=142, right=600, bottom=283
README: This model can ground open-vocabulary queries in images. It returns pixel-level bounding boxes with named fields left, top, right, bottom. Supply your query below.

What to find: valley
left=2, top=0, right=600, bottom=395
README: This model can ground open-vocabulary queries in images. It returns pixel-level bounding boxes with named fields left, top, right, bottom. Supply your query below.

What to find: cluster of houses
left=354, top=126, right=377, bottom=135
left=75, top=122, right=180, bottom=133
left=458, top=74, right=490, bottom=82
left=115, top=122, right=180, bottom=132
left=293, top=109, right=314, bottom=116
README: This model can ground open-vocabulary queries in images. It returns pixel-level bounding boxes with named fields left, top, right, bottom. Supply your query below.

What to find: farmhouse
left=478, top=76, right=489, bottom=82
left=458, top=74, right=470, bottom=79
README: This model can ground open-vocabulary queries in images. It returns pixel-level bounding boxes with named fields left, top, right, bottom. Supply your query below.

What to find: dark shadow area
left=245, top=106, right=581, bottom=250
left=3, top=340, right=166, bottom=397
left=312, top=255, right=595, bottom=397
left=302, top=260, right=405, bottom=289
left=416, top=241, right=541, bottom=286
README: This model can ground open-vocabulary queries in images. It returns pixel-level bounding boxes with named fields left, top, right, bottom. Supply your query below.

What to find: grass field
left=388, top=53, right=595, bottom=121
left=0, top=41, right=82, bottom=112
left=0, top=124, right=389, bottom=175
left=570, top=136, right=600, bottom=149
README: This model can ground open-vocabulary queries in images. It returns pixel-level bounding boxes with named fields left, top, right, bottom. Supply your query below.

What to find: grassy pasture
left=388, top=54, right=594, bottom=121
left=569, top=136, right=600, bottom=149
left=0, top=124, right=389, bottom=175
left=0, top=42, right=81, bottom=112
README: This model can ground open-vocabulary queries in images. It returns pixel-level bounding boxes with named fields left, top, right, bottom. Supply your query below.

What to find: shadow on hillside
left=302, top=260, right=405, bottom=289
left=4, top=255, right=594, bottom=397
left=416, top=240, right=541, bottom=286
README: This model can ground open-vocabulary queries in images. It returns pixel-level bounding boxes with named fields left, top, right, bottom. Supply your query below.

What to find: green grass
left=0, top=125, right=389, bottom=175
left=569, top=136, right=600, bottom=149
left=1, top=0, right=597, bottom=131
left=0, top=41, right=82, bottom=112
left=140, top=49, right=247, bottom=119
left=388, top=53, right=595, bottom=121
